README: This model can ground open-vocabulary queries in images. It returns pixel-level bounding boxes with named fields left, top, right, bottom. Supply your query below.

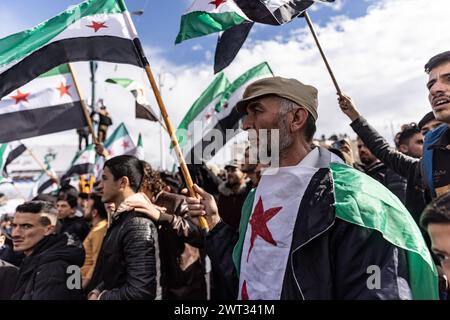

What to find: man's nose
left=11, top=226, right=21, bottom=237
left=242, top=115, right=253, bottom=131
left=430, top=79, right=445, bottom=96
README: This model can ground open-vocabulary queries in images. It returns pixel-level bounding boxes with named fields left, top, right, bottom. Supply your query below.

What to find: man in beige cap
left=185, top=76, right=436, bottom=300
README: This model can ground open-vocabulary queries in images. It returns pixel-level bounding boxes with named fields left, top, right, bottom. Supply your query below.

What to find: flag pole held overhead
left=303, top=11, right=342, bottom=95
left=67, top=63, right=99, bottom=145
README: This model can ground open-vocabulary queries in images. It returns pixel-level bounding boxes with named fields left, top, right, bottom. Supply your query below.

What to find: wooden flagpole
left=143, top=64, right=209, bottom=231
left=67, top=63, right=100, bottom=145
left=304, top=11, right=342, bottom=95
left=27, top=149, right=59, bottom=183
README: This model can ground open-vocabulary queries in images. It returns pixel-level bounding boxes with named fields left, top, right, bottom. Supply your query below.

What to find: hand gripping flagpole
left=122, top=12, right=209, bottom=231
left=303, top=11, right=342, bottom=95
left=67, top=63, right=100, bottom=146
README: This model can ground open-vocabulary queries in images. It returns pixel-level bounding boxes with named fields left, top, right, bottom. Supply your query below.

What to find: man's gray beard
left=267, top=114, right=293, bottom=157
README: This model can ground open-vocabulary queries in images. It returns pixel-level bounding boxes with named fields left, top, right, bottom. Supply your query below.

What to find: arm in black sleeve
left=99, top=216, right=156, bottom=300
left=350, top=116, right=421, bottom=184
left=205, top=220, right=239, bottom=299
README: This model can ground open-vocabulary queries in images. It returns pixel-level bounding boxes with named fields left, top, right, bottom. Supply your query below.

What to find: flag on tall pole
left=188, top=62, right=273, bottom=161
left=105, top=78, right=159, bottom=122
left=0, top=64, right=86, bottom=143
left=0, top=0, right=145, bottom=101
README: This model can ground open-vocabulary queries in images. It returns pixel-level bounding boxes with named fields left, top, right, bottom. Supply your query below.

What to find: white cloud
left=191, top=44, right=203, bottom=51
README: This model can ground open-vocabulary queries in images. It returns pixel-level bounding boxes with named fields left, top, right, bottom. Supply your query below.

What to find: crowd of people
left=0, top=50, right=449, bottom=300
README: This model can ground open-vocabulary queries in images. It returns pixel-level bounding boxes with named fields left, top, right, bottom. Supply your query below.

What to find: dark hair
left=90, top=194, right=107, bottom=220
left=139, top=161, right=166, bottom=198
left=397, top=124, right=420, bottom=146
left=304, top=113, right=316, bottom=142
left=104, top=155, right=143, bottom=193
left=418, top=111, right=436, bottom=130
left=420, top=192, right=450, bottom=229
left=57, top=192, right=78, bottom=208
left=424, top=51, right=450, bottom=74
left=16, top=200, right=58, bottom=226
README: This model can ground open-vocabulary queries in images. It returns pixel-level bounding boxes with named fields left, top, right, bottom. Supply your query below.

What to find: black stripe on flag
left=61, top=163, right=95, bottom=182
left=3, top=143, right=27, bottom=175
left=136, top=102, right=158, bottom=122
left=37, top=178, right=56, bottom=195
left=0, top=102, right=86, bottom=143
left=0, top=36, right=143, bottom=100
left=187, top=108, right=243, bottom=163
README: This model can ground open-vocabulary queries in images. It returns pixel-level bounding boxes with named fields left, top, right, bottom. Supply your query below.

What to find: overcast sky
left=0, top=0, right=448, bottom=169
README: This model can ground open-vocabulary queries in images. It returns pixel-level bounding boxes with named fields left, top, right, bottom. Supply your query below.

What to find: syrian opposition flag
left=235, top=0, right=334, bottom=25
left=0, top=64, right=86, bottom=143
left=188, top=62, right=273, bottom=161
left=30, top=164, right=59, bottom=199
left=133, top=133, right=145, bottom=160
left=61, top=143, right=97, bottom=181
left=176, top=72, right=230, bottom=153
left=214, top=0, right=334, bottom=73
left=105, top=78, right=159, bottom=122
left=0, top=141, right=27, bottom=175
left=0, top=0, right=145, bottom=101
left=175, top=0, right=251, bottom=44
left=233, top=148, right=438, bottom=300
left=104, top=122, right=136, bottom=158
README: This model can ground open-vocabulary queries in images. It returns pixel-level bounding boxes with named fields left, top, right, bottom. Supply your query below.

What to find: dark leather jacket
left=88, top=210, right=157, bottom=300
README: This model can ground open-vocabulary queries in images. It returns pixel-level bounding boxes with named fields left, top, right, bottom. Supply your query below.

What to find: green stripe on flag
left=0, top=0, right=126, bottom=67
left=176, top=11, right=247, bottom=44
left=0, top=143, right=8, bottom=171
left=215, top=62, right=273, bottom=112
left=39, top=64, right=70, bottom=78
left=177, top=72, right=230, bottom=131
left=104, top=123, right=130, bottom=147
left=330, top=162, right=439, bottom=300
left=105, top=78, right=134, bottom=88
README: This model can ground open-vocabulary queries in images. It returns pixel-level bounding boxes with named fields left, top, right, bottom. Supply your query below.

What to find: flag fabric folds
left=175, top=0, right=250, bottom=44
left=1, top=141, right=27, bottom=175
left=0, top=0, right=144, bottom=101
left=0, top=64, right=86, bottom=143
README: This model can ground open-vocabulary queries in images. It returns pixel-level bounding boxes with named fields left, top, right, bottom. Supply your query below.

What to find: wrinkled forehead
left=429, top=61, right=450, bottom=79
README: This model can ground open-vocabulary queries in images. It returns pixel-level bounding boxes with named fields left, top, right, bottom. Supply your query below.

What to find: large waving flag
left=0, top=0, right=144, bottom=101
left=104, top=122, right=136, bottom=157
left=105, top=78, right=159, bottom=122
left=188, top=62, right=273, bottom=161
left=233, top=150, right=438, bottom=300
left=176, top=72, right=230, bottom=151
left=0, top=64, right=86, bottom=143
left=175, top=0, right=250, bottom=44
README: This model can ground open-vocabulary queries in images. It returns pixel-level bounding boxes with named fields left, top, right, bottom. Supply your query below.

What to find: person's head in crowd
left=236, top=77, right=317, bottom=164
left=101, top=155, right=143, bottom=208
left=357, top=137, right=378, bottom=166
left=56, top=192, right=78, bottom=220
left=0, top=214, right=12, bottom=231
left=418, top=111, right=443, bottom=136
left=224, top=160, right=246, bottom=187
left=83, top=194, right=108, bottom=224
left=420, top=192, right=450, bottom=279
left=159, top=171, right=182, bottom=194
left=396, top=123, right=423, bottom=158
left=139, top=161, right=166, bottom=201
left=331, top=138, right=355, bottom=165
left=0, top=228, right=9, bottom=248
left=11, top=201, right=58, bottom=256
left=78, top=192, right=90, bottom=215
left=425, top=51, right=450, bottom=124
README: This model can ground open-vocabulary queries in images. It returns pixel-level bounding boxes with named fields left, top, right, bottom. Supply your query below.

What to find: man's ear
left=120, top=176, right=130, bottom=189
left=44, top=224, right=55, bottom=236
left=399, top=144, right=409, bottom=154
left=291, top=108, right=308, bottom=133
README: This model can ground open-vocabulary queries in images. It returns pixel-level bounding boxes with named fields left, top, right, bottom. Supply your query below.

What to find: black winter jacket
left=0, top=259, right=18, bottom=300
left=60, top=216, right=90, bottom=242
left=88, top=210, right=157, bottom=300
left=11, top=233, right=85, bottom=300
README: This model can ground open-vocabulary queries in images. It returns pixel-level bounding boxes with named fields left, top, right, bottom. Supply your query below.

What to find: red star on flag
left=247, top=196, right=282, bottom=261
left=209, top=0, right=226, bottom=9
left=86, top=21, right=108, bottom=32
left=241, top=280, right=249, bottom=300
left=79, top=154, right=88, bottom=162
left=122, top=140, right=130, bottom=149
left=107, top=148, right=114, bottom=157
left=205, top=112, right=212, bottom=120
left=10, top=89, right=30, bottom=104
left=56, top=82, right=71, bottom=97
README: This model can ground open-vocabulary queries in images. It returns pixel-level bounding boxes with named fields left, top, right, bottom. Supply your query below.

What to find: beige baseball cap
left=235, top=76, right=318, bottom=120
